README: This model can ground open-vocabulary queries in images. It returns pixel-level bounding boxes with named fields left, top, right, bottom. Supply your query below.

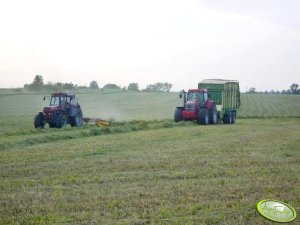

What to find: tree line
left=247, top=83, right=300, bottom=94
left=23, top=75, right=299, bottom=94
left=23, top=75, right=173, bottom=92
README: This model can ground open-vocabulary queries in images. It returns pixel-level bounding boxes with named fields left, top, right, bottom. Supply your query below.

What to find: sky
left=0, top=0, right=299, bottom=92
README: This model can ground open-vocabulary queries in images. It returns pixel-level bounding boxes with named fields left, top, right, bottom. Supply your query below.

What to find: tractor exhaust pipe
left=179, top=90, right=187, bottom=105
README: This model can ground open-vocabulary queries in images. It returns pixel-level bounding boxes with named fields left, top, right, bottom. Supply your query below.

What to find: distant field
left=0, top=90, right=299, bottom=125
left=0, top=118, right=299, bottom=224
left=240, top=94, right=300, bottom=118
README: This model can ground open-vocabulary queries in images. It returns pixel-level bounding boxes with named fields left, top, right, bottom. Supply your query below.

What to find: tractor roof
left=188, top=88, right=207, bottom=93
left=51, top=92, right=75, bottom=98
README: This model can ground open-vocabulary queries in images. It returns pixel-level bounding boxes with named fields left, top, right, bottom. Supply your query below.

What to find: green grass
left=0, top=119, right=193, bottom=151
left=0, top=90, right=299, bottom=224
left=239, top=94, right=300, bottom=118
left=0, top=118, right=299, bottom=224
left=0, top=91, right=299, bottom=123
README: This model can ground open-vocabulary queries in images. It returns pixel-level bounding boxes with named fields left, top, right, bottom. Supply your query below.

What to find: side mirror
left=179, top=93, right=182, bottom=98
left=43, top=97, right=46, bottom=101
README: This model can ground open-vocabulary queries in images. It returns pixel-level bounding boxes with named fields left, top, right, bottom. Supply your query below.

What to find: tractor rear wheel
left=209, top=104, right=217, bottom=124
left=71, top=113, right=83, bottom=127
left=49, top=123, right=56, bottom=128
left=34, top=113, right=45, bottom=129
left=49, top=112, right=58, bottom=128
left=198, top=108, right=209, bottom=125
left=223, top=111, right=233, bottom=124
left=174, top=108, right=183, bottom=122
left=56, top=114, right=67, bottom=128
left=232, top=112, right=236, bottom=124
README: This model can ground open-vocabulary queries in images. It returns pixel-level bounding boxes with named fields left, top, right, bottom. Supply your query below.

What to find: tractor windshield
left=50, top=96, right=60, bottom=106
left=187, top=92, right=205, bottom=104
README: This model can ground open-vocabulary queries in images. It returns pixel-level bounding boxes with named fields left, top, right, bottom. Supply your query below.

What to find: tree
left=63, top=82, right=75, bottom=90
left=127, top=83, right=139, bottom=91
left=56, top=82, right=63, bottom=88
left=44, top=82, right=60, bottom=92
left=28, top=75, right=44, bottom=91
left=142, top=82, right=173, bottom=92
left=103, top=83, right=120, bottom=89
left=248, top=87, right=256, bottom=94
left=290, top=83, right=299, bottom=94
left=163, top=82, right=173, bottom=92
left=89, top=80, right=99, bottom=89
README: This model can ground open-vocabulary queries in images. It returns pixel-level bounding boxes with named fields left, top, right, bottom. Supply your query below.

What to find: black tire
left=49, top=123, right=56, bottom=128
left=197, top=108, right=209, bottom=125
left=49, top=112, right=59, bottom=128
left=34, top=113, right=45, bottom=129
left=232, top=111, right=236, bottom=124
left=223, top=115, right=228, bottom=124
left=56, top=114, right=67, bottom=128
left=71, top=113, right=83, bottom=127
left=229, top=112, right=233, bottom=124
left=174, top=108, right=183, bottom=122
left=209, top=104, right=217, bottom=125
left=223, top=111, right=233, bottom=124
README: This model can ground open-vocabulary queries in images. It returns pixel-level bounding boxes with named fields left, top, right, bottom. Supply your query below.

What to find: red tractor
left=34, top=93, right=83, bottom=129
left=174, top=89, right=217, bottom=125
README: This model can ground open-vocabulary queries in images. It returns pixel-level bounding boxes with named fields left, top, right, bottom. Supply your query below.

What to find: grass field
left=0, top=90, right=300, bottom=224
left=0, top=119, right=299, bottom=224
left=240, top=94, right=300, bottom=118
left=0, top=90, right=300, bottom=122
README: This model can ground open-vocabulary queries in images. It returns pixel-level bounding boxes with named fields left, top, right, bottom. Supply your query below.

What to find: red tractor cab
left=174, top=89, right=217, bottom=125
left=34, top=93, right=83, bottom=128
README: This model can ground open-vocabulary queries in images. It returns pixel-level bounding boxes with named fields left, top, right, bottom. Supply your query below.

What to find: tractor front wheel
left=174, top=108, right=183, bottom=122
left=56, top=114, right=67, bottom=128
left=198, top=108, right=209, bottom=125
left=34, top=113, right=45, bottom=129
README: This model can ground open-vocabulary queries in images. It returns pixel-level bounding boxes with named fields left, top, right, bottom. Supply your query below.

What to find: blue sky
left=0, top=0, right=299, bottom=92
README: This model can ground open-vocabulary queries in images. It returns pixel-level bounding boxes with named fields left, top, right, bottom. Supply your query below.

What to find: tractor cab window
left=60, top=97, right=67, bottom=106
left=60, top=97, right=68, bottom=111
left=187, top=92, right=205, bottom=104
left=187, top=92, right=198, bottom=101
left=198, top=93, right=205, bottom=104
left=50, top=96, right=60, bottom=106
left=70, top=98, right=78, bottom=106
left=204, top=92, right=208, bottom=101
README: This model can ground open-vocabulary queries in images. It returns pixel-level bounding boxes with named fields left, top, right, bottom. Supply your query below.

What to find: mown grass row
left=0, top=120, right=196, bottom=151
